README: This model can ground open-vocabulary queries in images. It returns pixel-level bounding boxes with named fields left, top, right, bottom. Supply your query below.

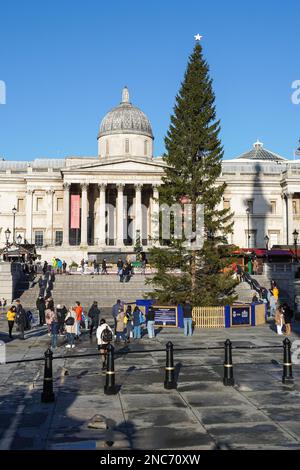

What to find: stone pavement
left=1, top=315, right=300, bottom=450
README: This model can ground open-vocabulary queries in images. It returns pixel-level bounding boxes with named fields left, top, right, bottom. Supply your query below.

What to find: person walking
left=56, top=304, right=67, bottom=335
left=253, top=258, right=259, bottom=275
left=15, top=300, right=26, bottom=340
left=275, top=306, right=285, bottom=335
left=115, top=308, right=127, bottom=343
left=62, top=260, right=67, bottom=274
left=101, top=258, right=108, bottom=275
left=50, top=309, right=59, bottom=350
left=268, top=291, right=277, bottom=318
left=45, top=296, right=54, bottom=311
left=42, top=261, right=48, bottom=275
left=147, top=305, right=155, bottom=339
left=96, top=318, right=113, bottom=370
left=7, top=305, right=16, bottom=339
left=80, top=258, right=85, bottom=274
left=132, top=306, right=143, bottom=339
left=117, top=257, right=123, bottom=276
left=88, top=301, right=101, bottom=337
left=183, top=300, right=193, bottom=336
left=45, top=308, right=53, bottom=336
left=36, top=296, right=46, bottom=326
left=93, top=259, right=100, bottom=275
left=125, top=305, right=133, bottom=342
left=74, top=301, right=83, bottom=338
left=112, top=299, right=122, bottom=334
left=282, top=303, right=292, bottom=336
left=273, top=284, right=279, bottom=303
left=65, top=308, right=76, bottom=348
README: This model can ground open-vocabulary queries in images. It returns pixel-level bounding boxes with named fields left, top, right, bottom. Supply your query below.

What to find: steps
left=18, top=274, right=154, bottom=310
left=234, top=281, right=254, bottom=303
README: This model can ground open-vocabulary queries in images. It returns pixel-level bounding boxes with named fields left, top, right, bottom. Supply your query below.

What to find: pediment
left=62, top=157, right=166, bottom=174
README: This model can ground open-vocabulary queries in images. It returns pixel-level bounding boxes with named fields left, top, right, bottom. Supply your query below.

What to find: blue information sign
left=231, top=306, right=250, bottom=326
left=153, top=306, right=178, bottom=327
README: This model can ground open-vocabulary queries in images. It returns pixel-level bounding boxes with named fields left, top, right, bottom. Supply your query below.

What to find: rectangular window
left=144, top=140, right=148, bottom=156
left=17, top=198, right=25, bottom=212
left=56, top=197, right=63, bottom=212
left=270, top=200, right=276, bottom=214
left=34, top=231, right=44, bottom=247
left=268, top=231, right=279, bottom=247
left=223, top=199, right=230, bottom=210
left=55, top=230, right=63, bottom=246
left=246, top=200, right=253, bottom=214
left=293, top=199, right=300, bottom=215
left=36, top=197, right=43, bottom=211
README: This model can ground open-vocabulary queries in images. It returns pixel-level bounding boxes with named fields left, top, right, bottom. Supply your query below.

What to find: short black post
left=282, top=338, right=294, bottom=384
left=104, top=344, right=117, bottom=395
left=164, top=341, right=177, bottom=389
left=223, top=339, right=234, bottom=386
left=41, top=348, right=55, bottom=403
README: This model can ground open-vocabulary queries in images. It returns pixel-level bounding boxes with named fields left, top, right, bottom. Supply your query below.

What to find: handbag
left=65, top=316, right=75, bottom=326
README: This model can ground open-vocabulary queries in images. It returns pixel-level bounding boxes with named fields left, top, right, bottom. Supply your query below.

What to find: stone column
left=45, top=189, right=54, bottom=245
left=286, top=192, right=294, bottom=245
left=80, top=183, right=88, bottom=246
left=116, top=184, right=125, bottom=247
left=98, top=183, right=106, bottom=246
left=25, top=189, right=33, bottom=244
left=151, top=185, right=160, bottom=246
left=63, top=183, right=70, bottom=246
left=281, top=193, right=288, bottom=245
left=135, top=184, right=142, bottom=241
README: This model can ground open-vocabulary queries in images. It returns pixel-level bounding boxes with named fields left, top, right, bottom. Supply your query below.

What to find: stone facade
left=1, top=88, right=300, bottom=264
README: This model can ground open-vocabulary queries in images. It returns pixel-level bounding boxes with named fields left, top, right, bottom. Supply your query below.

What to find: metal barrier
left=192, top=306, right=225, bottom=328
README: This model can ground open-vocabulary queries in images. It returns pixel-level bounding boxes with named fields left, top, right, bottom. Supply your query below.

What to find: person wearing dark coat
left=42, top=261, right=48, bottom=275
left=88, top=301, right=101, bottom=337
left=183, top=300, right=193, bottom=336
left=56, top=304, right=67, bottom=335
left=36, top=296, right=46, bottom=325
left=15, top=300, right=26, bottom=340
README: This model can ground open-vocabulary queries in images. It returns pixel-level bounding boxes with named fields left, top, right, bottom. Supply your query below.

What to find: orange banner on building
left=70, top=195, right=80, bottom=229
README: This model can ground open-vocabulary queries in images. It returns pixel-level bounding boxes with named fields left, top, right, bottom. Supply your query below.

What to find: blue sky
left=0, top=0, right=299, bottom=161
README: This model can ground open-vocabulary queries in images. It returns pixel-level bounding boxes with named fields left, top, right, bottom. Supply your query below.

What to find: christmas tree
left=147, top=40, right=238, bottom=306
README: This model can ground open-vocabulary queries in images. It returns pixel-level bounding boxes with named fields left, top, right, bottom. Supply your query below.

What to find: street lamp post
left=12, top=206, right=17, bottom=243
left=246, top=207, right=250, bottom=249
left=4, top=228, right=11, bottom=261
left=293, top=229, right=299, bottom=262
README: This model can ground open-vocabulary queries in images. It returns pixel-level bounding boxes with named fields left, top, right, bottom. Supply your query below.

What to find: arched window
left=125, top=139, right=129, bottom=153
left=106, top=140, right=109, bottom=156
left=144, top=140, right=148, bottom=156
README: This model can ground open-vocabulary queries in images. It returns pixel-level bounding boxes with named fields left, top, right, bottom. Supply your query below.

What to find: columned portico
left=81, top=183, right=88, bottom=246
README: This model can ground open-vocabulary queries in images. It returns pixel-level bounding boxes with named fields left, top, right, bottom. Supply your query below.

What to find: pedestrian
left=282, top=303, right=292, bottom=336
left=253, top=258, right=259, bottom=275
left=36, top=296, right=46, bottom=326
left=117, top=257, right=123, bottom=276
left=45, top=297, right=54, bottom=311
left=88, top=301, right=101, bottom=337
left=65, top=308, right=76, bottom=348
left=141, top=257, right=147, bottom=275
left=57, top=258, right=63, bottom=274
left=15, top=300, right=26, bottom=340
left=275, top=306, right=284, bottom=335
left=56, top=304, right=67, bottom=335
left=45, top=308, right=53, bottom=335
left=125, top=305, right=133, bottom=342
left=112, top=299, right=122, bottom=334
left=62, top=260, right=67, bottom=274
left=7, top=305, right=17, bottom=339
left=268, top=291, right=277, bottom=318
left=80, top=258, right=85, bottom=274
left=93, top=259, right=100, bottom=275
left=183, top=299, right=193, bottom=336
left=96, top=318, right=113, bottom=370
left=272, top=284, right=279, bottom=302
left=132, top=306, right=143, bottom=339
left=115, top=308, right=127, bottom=343
left=42, top=261, right=48, bottom=275
left=252, top=292, right=259, bottom=303
left=101, top=258, right=108, bottom=275
left=50, top=309, right=59, bottom=349
left=74, top=301, right=83, bottom=338
left=147, top=305, right=155, bottom=339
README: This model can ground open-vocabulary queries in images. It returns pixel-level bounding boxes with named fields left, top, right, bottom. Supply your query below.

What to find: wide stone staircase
left=18, top=274, right=154, bottom=311
left=234, top=281, right=254, bottom=303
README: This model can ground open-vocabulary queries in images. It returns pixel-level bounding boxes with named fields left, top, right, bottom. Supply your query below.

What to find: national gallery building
left=1, top=87, right=300, bottom=263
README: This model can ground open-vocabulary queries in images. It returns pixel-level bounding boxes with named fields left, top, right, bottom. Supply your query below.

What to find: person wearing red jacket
left=74, top=301, right=83, bottom=338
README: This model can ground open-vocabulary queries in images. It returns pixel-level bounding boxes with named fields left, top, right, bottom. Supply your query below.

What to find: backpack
left=65, top=316, right=75, bottom=326
left=101, top=326, right=113, bottom=343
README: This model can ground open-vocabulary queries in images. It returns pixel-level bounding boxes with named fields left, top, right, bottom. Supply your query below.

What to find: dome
left=236, top=140, right=286, bottom=162
left=98, top=87, right=153, bottom=139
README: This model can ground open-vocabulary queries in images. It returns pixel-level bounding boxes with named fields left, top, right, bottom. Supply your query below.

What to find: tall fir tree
left=147, top=42, right=238, bottom=306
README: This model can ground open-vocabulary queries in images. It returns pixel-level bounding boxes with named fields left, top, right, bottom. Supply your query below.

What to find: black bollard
left=104, top=344, right=117, bottom=395
left=41, top=348, right=55, bottom=403
left=223, top=339, right=234, bottom=386
left=164, top=341, right=177, bottom=389
left=282, top=338, right=294, bottom=384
